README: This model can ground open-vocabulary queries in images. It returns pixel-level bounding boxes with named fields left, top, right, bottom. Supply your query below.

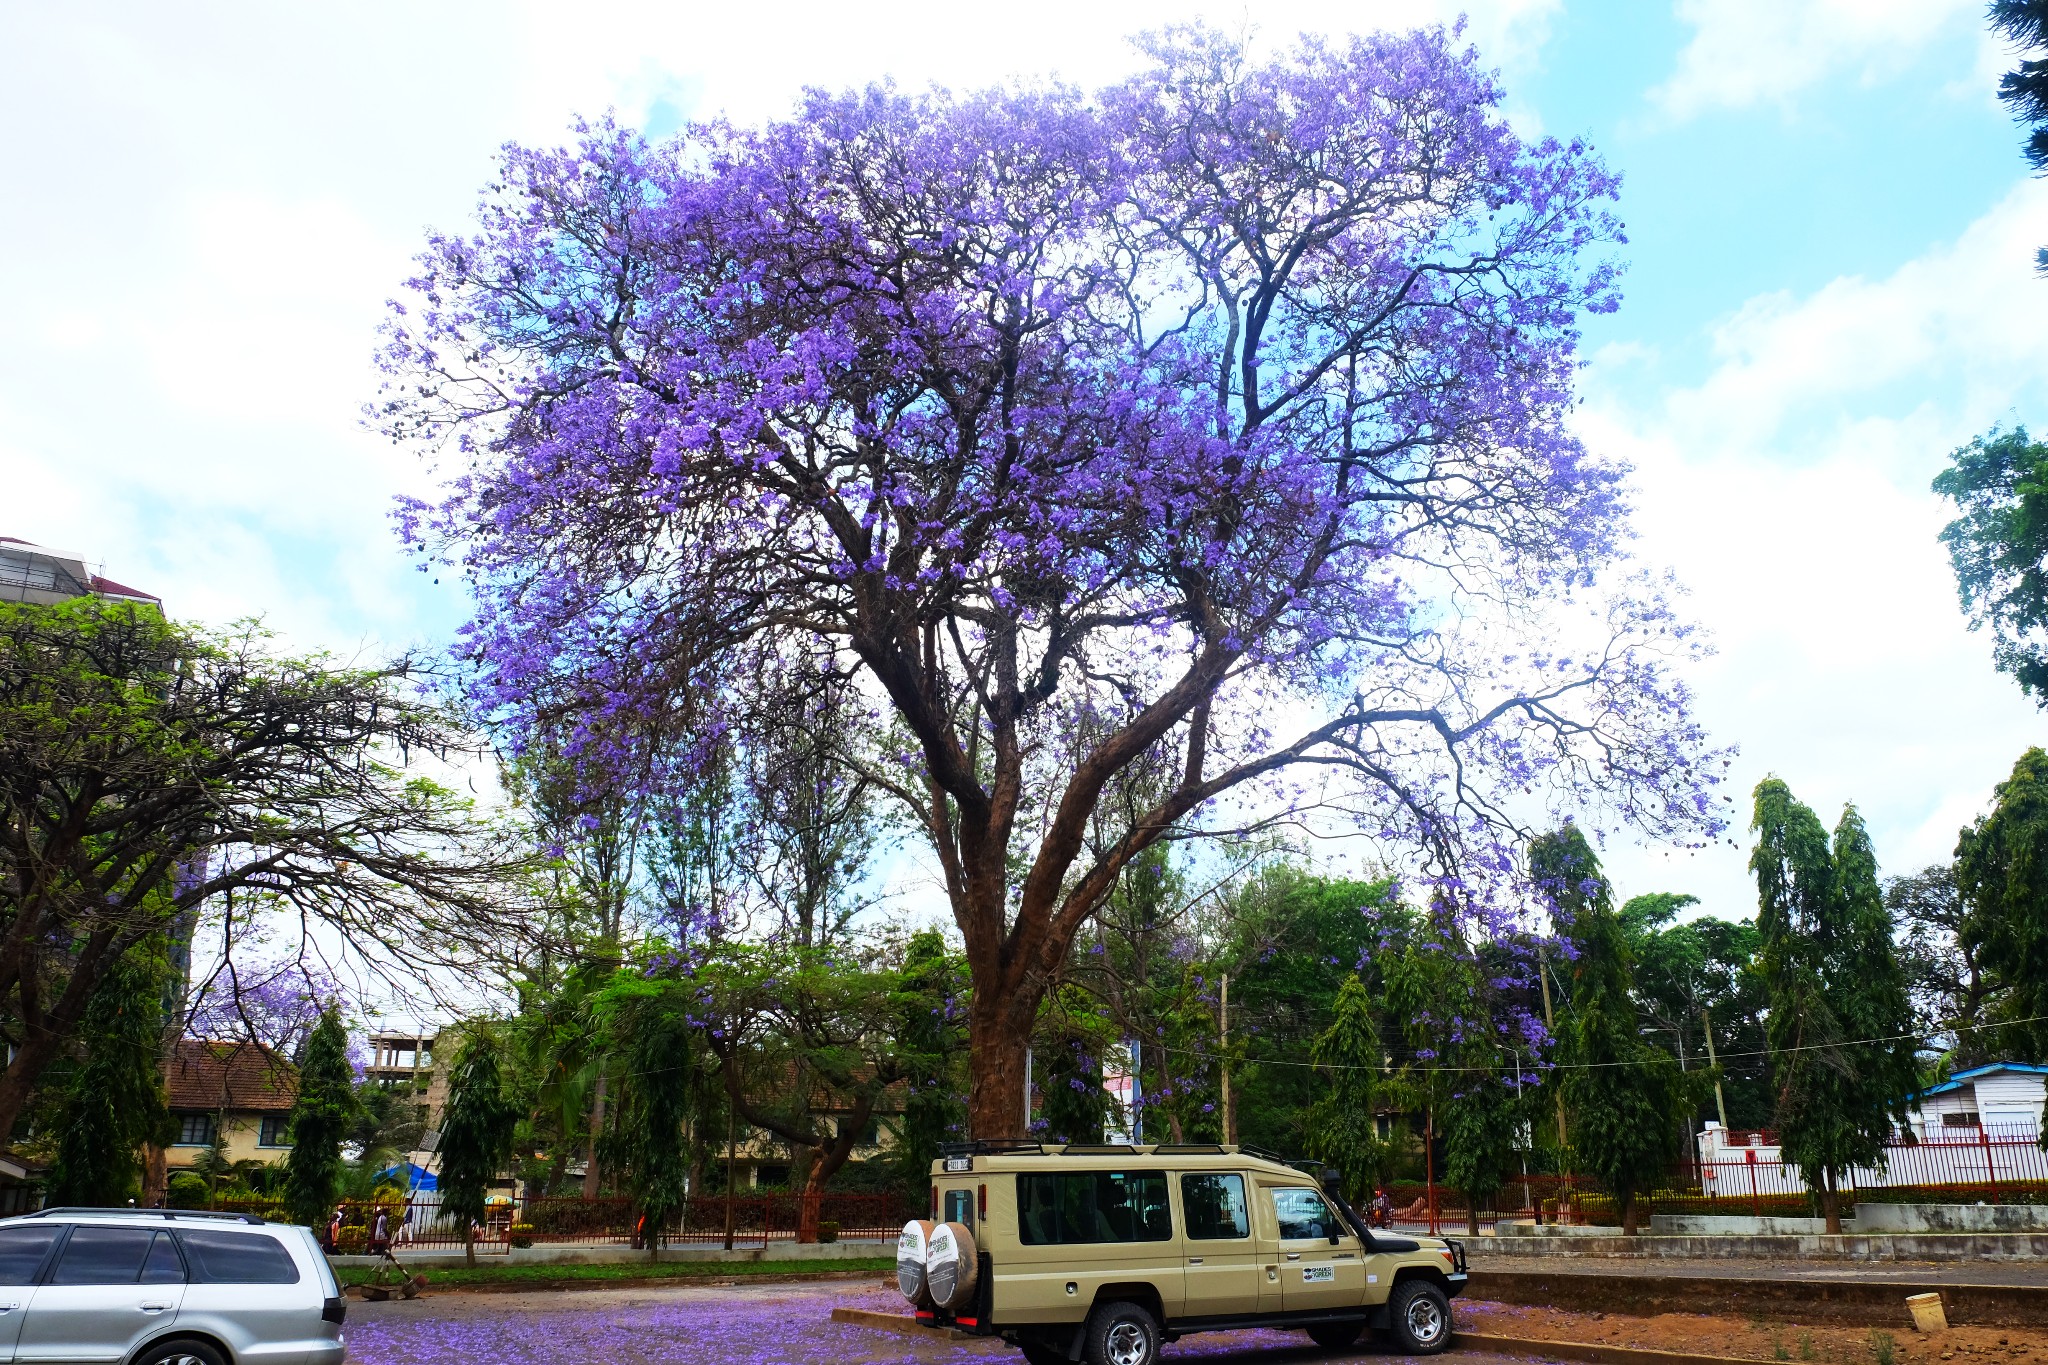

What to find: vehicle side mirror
left=1329, top=1230, right=1341, bottom=1245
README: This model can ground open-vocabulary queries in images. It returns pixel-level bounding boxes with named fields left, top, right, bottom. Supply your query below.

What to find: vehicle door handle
left=1187, top=1258, right=1203, bottom=1264
left=1285, top=1253, right=1302, bottom=1261
left=139, top=1303, right=172, bottom=1312
left=0, top=1303, right=16, bottom=1312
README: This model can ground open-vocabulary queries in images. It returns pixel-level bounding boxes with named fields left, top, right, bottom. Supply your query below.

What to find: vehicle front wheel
left=1387, top=1279, right=1453, bottom=1355
left=132, top=1340, right=228, bottom=1365
left=1307, top=1320, right=1364, bottom=1350
left=1084, top=1300, right=1160, bottom=1365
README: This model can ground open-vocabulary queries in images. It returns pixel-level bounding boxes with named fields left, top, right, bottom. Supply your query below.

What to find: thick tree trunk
left=1621, top=1192, right=1640, bottom=1236
left=967, top=1005, right=1034, bottom=1139
left=0, top=1034, right=66, bottom=1144
left=1466, top=1203, right=1480, bottom=1236
left=141, top=1145, right=168, bottom=1207
left=1820, top=1178, right=1841, bottom=1236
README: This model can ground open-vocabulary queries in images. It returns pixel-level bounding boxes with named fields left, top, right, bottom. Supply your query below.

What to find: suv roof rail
left=24, top=1207, right=267, bottom=1225
left=1059, top=1144, right=1141, bottom=1156
left=1151, top=1144, right=1228, bottom=1155
left=939, top=1140, right=1046, bottom=1157
left=1236, top=1144, right=1290, bottom=1163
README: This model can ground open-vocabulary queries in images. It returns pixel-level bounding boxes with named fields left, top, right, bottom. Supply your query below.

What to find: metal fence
left=214, top=1191, right=918, bottom=1254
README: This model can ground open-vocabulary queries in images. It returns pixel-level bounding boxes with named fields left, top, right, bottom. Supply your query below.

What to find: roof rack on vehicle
left=1150, top=1144, right=1228, bottom=1154
left=1059, top=1144, right=1142, bottom=1155
left=938, top=1140, right=1047, bottom=1157
left=24, top=1208, right=267, bottom=1224
left=1236, top=1145, right=1290, bottom=1163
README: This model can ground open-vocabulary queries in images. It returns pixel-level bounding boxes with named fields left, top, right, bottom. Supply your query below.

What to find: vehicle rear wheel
left=1084, top=1300, right=1160, bottom=1365
left=1387, top=1280, right=1453, bottom=1355
left=132, top=1340, right=228, bottom=1365
left=1307, top=1320, right=1365, bottom=1350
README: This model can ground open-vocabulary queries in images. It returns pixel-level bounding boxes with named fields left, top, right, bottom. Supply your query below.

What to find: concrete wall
left=1648, top=1214, right=1835, bottom=1236
left=1468, top=1231, right=2048, bottom=1261
left=1853, top=1202, right=2048, bottom=1233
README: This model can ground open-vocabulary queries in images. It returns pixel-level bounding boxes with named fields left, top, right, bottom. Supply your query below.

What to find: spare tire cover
left=897, top=1220, right=936, bottom=1305
left=925, top=1220, right=979, bottom=1310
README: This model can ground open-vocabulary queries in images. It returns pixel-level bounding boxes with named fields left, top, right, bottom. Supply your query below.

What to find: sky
left=3, top=0, right=2045, bottom=934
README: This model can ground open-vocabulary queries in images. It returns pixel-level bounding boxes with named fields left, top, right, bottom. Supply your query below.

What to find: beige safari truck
left=898, top=1141, right=1467, bottom=1365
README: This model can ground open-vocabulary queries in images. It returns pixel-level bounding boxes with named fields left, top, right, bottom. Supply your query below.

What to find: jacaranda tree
left=384, top=23, right=1724, bottom=1135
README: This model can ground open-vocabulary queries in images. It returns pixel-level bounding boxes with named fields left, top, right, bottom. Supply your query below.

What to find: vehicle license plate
left=944, top=1156, right=972, bottom=1172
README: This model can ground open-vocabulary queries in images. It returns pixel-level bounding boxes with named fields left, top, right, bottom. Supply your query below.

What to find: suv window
left=174, top=1230, right=300, bottom=1284
left=1017, top=1172, right=1171, bottom=1245
left=1272, top=1187, right=1339, bottom=1241
left=1181, top=1173, right=1249, bottom=1239
left=50, top=1227, right=163, bottom=1284
left=0, top=1226, right=59, bottom=1285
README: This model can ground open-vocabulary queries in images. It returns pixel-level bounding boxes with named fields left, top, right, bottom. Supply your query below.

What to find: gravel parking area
left=340, top=1280, right=1498, bottom=1365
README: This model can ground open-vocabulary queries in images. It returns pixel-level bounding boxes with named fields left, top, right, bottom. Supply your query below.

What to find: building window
left=1942, top=1111, right=1982, bottom=1128
left=174, top=1113, right=215, bottom=1146
left=258, top=1116, right=292, bottom=1148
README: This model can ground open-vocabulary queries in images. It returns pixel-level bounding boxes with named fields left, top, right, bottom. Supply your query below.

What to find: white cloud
left=1650, top=0, right=1979, bottom=121
left=1585, top=178, right=2048, bottom=916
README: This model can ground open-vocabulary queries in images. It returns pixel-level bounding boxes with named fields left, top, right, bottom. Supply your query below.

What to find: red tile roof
left=165, top=1040, right=298, bottom=1113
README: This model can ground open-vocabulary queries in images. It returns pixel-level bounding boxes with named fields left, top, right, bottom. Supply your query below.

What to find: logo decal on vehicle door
left=1301, top=1265, right=1335, bottom=1283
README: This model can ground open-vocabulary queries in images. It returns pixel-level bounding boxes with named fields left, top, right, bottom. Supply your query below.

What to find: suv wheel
left=1307, top=1320, right=1364, bottom=1350
left=132, top=1341, right=227, bottom=1365
left=1084, top=1301, right=1160, bottom=1365
left=1387, top=1280, right=1453, bottom=1355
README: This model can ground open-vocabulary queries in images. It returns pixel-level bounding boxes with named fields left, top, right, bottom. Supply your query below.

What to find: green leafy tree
left=438, top=1028, right=518, bottom=1265
left=46, top=950, right=173, bottom=1206
left=1934, top=427, right=2048, bottom=697
left=1992, top=1, right=2048, bottom=269
left=1620, top=894, right=1771, bottom=1128
left=1305, top=976, right=1388, bottom=1205
left=1955, top=749, right=2048, bottom=1097
left=1751, top=780, right=1919, bottom=1232
left=601, top=981, right=695, bottom=1256
left=283, top=1009, right=358, bottom=1229
left=892, top=929, right=966, bottom=1192
left=1033, top=984, right=1115, bottom=1144
left=1533, top=826, right=1687, bottom=1235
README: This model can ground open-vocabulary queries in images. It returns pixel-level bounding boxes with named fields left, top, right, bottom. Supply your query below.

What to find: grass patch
left=337, top=1255, right=895, bottom=1289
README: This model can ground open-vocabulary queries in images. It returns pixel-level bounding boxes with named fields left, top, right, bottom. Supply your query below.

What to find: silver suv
left=0, top=1208, right=345, bottom=1365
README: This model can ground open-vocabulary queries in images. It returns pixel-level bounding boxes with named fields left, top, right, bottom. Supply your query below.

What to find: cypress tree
left=1751, top=779, right=1917, bottom=1232
left=46, top=950, right=171, bottom=1206
left=439, top=1028, right=518, bottom=1265
left=284, top=1009, right=357, bottom=1230
left=1532, top=825, right=1685, bottom=1235
left=893, top=929, right=965, bottom=1191
left=1955, top=748, right=2048, bottom=1083
left=1306, top=976, right=1388, bottom=1205
left=609, top=987, right=693, bottom=1256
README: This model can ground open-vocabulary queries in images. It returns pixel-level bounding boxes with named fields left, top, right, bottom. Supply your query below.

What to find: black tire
left=131, top=1340, right=228, bottom=1365
left=1387, top=1279, right=1453, bottom=1355
left=1083, top=1300, right=1160, bottom=1365
left=1308, top=1320, right=1365, bottom=1350
left=1019, top=1342, right=1068, bottom=1365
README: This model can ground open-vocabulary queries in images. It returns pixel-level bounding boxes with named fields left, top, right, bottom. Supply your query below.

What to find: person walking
left=369, top=1207, right=391, bottom=1255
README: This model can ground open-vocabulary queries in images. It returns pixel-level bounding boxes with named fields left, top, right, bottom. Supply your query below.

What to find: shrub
left=166, top=1172, right=210, bottom=1210
left=508, top=1222, right=535, bottom=1249
left=817, top=1220, right=839, bottom=1243
left=336, top=1226, right=367, bottom=1255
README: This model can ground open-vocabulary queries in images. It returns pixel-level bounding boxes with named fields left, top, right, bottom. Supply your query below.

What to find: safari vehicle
left=897, top=1141, right=1466, bottom=1365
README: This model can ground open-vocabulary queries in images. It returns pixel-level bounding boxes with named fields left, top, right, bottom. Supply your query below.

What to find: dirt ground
left=1460, top=1298, right=2048, bottom=1363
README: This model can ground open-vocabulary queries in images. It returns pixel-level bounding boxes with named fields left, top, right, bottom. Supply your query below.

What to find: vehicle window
left=174, top=1230, right=300, bottom=1284
left=0, top=1226, right=59, bottom=1285
left=1181, top=1173, right=1249, bottom=1240
left=139, top=1233, right=185, bottom=1283
left=1016, top=1172, right=1171, bottom=1245
left=943, top=1188, right=974, bottom=1229
left=50, top=1227, right=157, bottom=1284
left=1273, top=1187, right=1338, bottom=1241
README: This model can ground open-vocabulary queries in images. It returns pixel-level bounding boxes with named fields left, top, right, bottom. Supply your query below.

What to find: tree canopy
left=1992, top=1, right=2048, bottom=270
left=384, top=22, right=1724, bottom=1134
left=1934, top=427, right=2048, bottom=699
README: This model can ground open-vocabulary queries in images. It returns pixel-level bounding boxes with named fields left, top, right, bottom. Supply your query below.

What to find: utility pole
left=1220, top=972, right=1235, bottom=1145
left=1022, top=1048, right=1033, bottom=1136
left=722, top=1097, right=737, bottom=1251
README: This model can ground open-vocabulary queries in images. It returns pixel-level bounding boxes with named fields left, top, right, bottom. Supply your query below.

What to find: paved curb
left=1467, top=1270, right=2048, bottom=1328
left=360, top=1267, right=889, bottom=1297
left=827, top=1308, right=1763, bottom=1365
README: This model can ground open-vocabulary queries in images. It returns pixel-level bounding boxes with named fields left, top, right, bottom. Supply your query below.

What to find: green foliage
left=1533, top=826, right=1687, bottom=1232
left=439, top=1028, right=518, bottom=1249
left=891, top=929, right=965, bottom=1189
left=1934, top=427, right=2048, bottom=695
left=284, top=1009, right=358, bottom=1228
left=599, top=979, right=695, bottom=1244
left=1990, top=2, right=2048, bottom=268
left=1620, top=893, right=1771, bottom=1126
left=1305, top=977, right=1387, bottom=1202
left=1954, top=747, right=2048, bottom=1075
left=45, top=948, right=172, bottom=1206
left=165, top=1171, right=210, bottom=1209
left=1751, top=780, right=1918, bottom=1218
left=1034, top=984, right=1115, bottom=1144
